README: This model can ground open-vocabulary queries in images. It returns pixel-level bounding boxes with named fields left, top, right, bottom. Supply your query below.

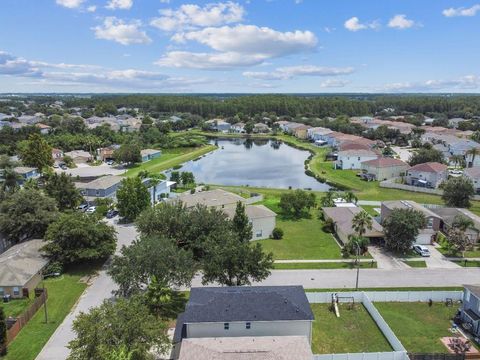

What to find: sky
left=0, top=0, right=480, bottom=93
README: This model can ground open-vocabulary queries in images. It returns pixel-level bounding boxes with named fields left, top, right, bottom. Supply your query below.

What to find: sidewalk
left=275, top=259, right=374, bottom=263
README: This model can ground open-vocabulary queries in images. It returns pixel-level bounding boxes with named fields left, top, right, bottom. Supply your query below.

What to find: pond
left=174, top=138, right=331, bottom=191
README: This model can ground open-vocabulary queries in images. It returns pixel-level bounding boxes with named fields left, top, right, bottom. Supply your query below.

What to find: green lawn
left=375, top=302, right=457, bottom=353
left=454, top=260, right=480, bottom=267
left=1, top=297, right=33, bottom=318
left=4, top=270, right=90, bottom=360
left=311, top=303, right=392, bottom=354
left=124, top=145, right=216, bottom=177
left=438, top=248, right=480, bottom=258
left=403, top=260, right=427, bottom=268
left=274, top=261, right=377, bottom=270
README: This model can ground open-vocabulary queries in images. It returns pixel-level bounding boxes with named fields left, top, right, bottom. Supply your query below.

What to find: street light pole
left=42, top=280, right=48, bottom=324
left=355, top=242, right=360, bottom=291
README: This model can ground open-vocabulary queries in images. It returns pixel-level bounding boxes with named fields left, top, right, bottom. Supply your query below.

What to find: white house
left=231, top=122, right=245, bottom=133
left=223, top=204, right=276, bottom=240
left=335, top=149, right=378, bottom=170
left=465, top=167, right=480, bottom=194
left=406, top=162, right=448, bottom=188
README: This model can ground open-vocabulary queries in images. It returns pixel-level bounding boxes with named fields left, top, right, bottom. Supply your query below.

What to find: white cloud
left=0, top=52, right=41, bottom=77
left=319, top=79, right=350, bottom=88
left=106, top=0, right=133, bottom=10
left=243, top=65, right=354, bottom=80
left=55, top=0, right=85, bottom=8
left=150, top=2, right=245, bottom=31
left=155, top=51, right=266, bottom=69
left=87, top=5, right=97, bottom=12
left=93, top=17, right=151, bottom=45
left=384, top=75, right=480, bottom=92
left=172, top=25, right=317, bottom=57
left=388, top=14, right=416, bottom=29
left=344, top=16, right=380, bottom=31
left=442, top=4, right=480, bottom=17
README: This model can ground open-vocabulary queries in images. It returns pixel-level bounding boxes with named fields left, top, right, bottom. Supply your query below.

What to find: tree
left=202, top=233, right=274, bottom=286
left=279, top=189, right=316, bottom=218
left=43, top=213, right=116, bottom=266
left=180, top=171, right=195, bottom=186
left=343, top=191, right=358, bottom=204
left=244, top=121, right=254, bottom=134
left=44, top=173, right=84, bottom=211
left=408, top=148, right=444, bottom=166
left=0, top=189, right=58, bottom=243
left=450, top=155, right=465, bottom=169
left=169, top=171, right=180, bottom=184
left=446, top=227, right=470, bottom=257
left=116, top=177, right=150, bottom=221
left=138, top=173, right=163, bottom=206
left=108, top=236, right=196, bottom=297
left=467, top=147, right=479, bottom=168
left=383, top=208, right=426, bottom=254
left=452, top=214, right=474, bottom=231
left=441, top=177, right=475, bottom=208
left=113, top=143, right=141, bottom=165
left=0, top=307, right=6, bottom=356
left=68, top=297, right=169, bottom=360
left=231, top=201, right=252, bottom=242
left=143, top=276, right=187, bottom=319
left=18, top=133, right=53, bottom=171
left=1, top=167, right=20, bottom=193
left=320, top=190, right=336, bottom=207
left=352, top=211, right=372, bottom=237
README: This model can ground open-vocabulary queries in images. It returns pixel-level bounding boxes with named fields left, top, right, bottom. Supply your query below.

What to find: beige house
left=177, top=189, right=245, bottom=210
left=361, top=157, right=410, bottom=181
left=224, top=204, right=276, bottom=240
left=322, top=207, right=383, bottom=245
left=0, top=240, right=48, bottom=298
left=64, top=150, right=93, bottom=164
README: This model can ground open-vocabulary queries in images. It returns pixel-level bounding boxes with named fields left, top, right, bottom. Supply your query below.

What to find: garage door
left=415, top=233, right=432, bottom=245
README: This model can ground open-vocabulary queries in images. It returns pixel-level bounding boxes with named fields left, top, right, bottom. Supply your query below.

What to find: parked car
left=85, top=206, right=96, bottom=214
left=60, top=164, right=68, bottom=170
left=53, top=163, right=59, bottom=168
left=78, top=203, right=89, bottom=212
left=413, top=245, right=430, bottom=257
left=106, top=160, right=114, bottom=166
left=106, top=209, right=119, bottom=218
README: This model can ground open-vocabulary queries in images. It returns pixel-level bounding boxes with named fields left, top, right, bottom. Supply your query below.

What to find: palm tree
left=149, top=174, right=163, bottom=207
left=1, top=167, right=20, bottom=193
left=452, top=214, right=474, bottom=232
left=320, top=190, right=337, bottom=207
left=467, top=147, right=479, bottom=168
left=343, top=191, right=358, bottom=204
left=449, top=155, right=464, bottom=169
left=352, top=210, right=372, bottom=237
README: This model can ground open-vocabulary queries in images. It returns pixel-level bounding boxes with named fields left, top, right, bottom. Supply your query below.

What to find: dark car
left=106, top=209, right=119, bottom=219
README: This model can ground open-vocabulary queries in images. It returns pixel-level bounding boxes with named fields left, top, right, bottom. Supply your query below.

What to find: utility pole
left=355, top=242, right=360, bottom=291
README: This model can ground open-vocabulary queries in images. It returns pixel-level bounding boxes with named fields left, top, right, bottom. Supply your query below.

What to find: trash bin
left=3, top=294, right=11, bottom=303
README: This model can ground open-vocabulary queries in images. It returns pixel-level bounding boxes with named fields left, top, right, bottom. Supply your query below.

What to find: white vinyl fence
left=313, top=351, right=409, bottom=360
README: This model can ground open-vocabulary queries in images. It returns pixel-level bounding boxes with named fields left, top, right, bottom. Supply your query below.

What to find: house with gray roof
left=173, top=286, right=314, bottom=358
left=140, top=149, right=161, bottom=162
left=13, top=166, right=40, bottom=185
left=460, top=285, right=480, bottom=337
left=465, top=167, right=480, bottom=193
left=431, top=207, right=480, bottom=244
left=176, top=189, right=245, bottom=210
left=0, top=240, right=48, bottom=298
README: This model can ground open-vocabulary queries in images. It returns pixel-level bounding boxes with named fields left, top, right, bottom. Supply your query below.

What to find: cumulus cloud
left=106, top=0, right=133, bottom=10
left=442, top=4, right=480, bottom=17
left=93, top=17, right=151, bottom=45
left=384, top=75, right=480, bottom=92
left=56, top=0, right=85, bottom=8
left=319, top=79, right=350, bottom=88
left=344, top=17, right=380, bottom=31
left=150, top=2, right=245, bottom=31
left=388, top=14, right=416, bottom=29
left=87, top=5, right=97, bottom=12
left=155, top=51, right=266, bottom=69
left=243, top=65, right=354, bottom=80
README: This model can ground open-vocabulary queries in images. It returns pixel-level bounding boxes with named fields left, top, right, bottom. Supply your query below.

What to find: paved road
left=36, top=221, right=137, bottom=360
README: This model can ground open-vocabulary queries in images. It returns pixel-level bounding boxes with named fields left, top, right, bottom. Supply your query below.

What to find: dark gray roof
left=465, top=285, right=480, bottom=299
left=174, top=286, right=314, bottom=343
left=465, top=308, right=480, bottom=322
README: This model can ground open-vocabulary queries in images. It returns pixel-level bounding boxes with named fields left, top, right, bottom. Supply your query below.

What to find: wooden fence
left=6, top=288, right=48, bottom=344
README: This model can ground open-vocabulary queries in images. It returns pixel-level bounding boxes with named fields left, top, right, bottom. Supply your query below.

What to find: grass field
left=311, top=303, right=392, bottom=354
left=454, top=260, right=480, bottom=267
left=124, top=145, right=216, bottom=177
left=375, top=302, right=457, bottom=353
left=403, top=260, right=427, bottom=268
left=274, top=261, right=377, bottom=270
left=2, top=297, right=33, bottom=318
left=438, top=248, right=480, bottom=258
left=4, top=270, right=90, bottom=360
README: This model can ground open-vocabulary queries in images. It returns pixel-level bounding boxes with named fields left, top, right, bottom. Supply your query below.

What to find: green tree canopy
left=383, top=208, right=426, bottom=254
left=441, top=177, right=475, bottom=208
left=113, top=143, right=142, bottom=164
left=279, top=189, right=316, bottom=218
left=43, top=212, right=116, bottom=266
left=408, top=148, right=444, bottom=166
left=44, top=173, right=84, bottom=211
left=0, top=189, right=58, bottom=243
left=231, top=201, right=252, bottom=242
left=116, top=177, right=151, bottom=221
left=18, top=133, right=53, bottom=171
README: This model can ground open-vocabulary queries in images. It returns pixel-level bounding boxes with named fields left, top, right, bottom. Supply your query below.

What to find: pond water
left=174, top=138, right=331, bottom=190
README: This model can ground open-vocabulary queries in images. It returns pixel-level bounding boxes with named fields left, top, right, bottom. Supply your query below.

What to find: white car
left=85, top=206, right=96, bottom=214
left=77, top=203, right=89, bottom=212
left=413, top=245, right=430, bottom=257
left=106, top=160, right=114, bottom=166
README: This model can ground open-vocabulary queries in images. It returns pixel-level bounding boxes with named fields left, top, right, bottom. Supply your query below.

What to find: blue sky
left=0, top=0, right=479, bottom=93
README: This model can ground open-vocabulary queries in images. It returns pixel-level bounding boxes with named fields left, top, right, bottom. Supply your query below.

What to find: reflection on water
left=176, top=138, right=331, bottom=190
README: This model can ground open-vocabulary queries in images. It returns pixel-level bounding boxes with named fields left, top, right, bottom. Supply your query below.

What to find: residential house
left=288, top=123, right=311, bottom=139
left=432, top=207, right=480, bottom=245
left=231, top=122, right=245, bottom=133
left=335, top=149, right=378, bottom=170
left=361, top=157, right=410, bottom=181
left=177, top=336, right=313, bottom=360
left=405, top=162, right=448, bottom=188
left=465, top=167, right=480, bottom=193
left=274, top=120, right=291, bottom=132
left=205, top=119, right=231, bottom=133
left=64, top=150, right=93, bottom=164
left=141, top=149, right=161, bottom=162
left=97, top=145, right=119, bottom=162
left=460, top=285, right=480, bottom=337
left=322, top=207, right=384, bottom=245
left=35, top=123, right=51, bottom=134
left=253, top=123, right=270, bottom=133
left=176, top=189, right=246, bottom=210
left=381, top=200, right=442, bottom=245
left=173, top=286, right=314, bottom=358
left=0, top=240, right=49, bottom=298
left=448, top=117, right=467, bottom=128
left=223, top=204, right=276, bottom=240
left=307, top=127, right=333, bottom=142
left=13, top=166, right=40, bottom=184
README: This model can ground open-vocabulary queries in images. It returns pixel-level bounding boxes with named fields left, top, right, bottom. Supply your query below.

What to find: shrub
left=172, top=165, right=182, bottom=170
left=271, top=227, right=284, bottom=240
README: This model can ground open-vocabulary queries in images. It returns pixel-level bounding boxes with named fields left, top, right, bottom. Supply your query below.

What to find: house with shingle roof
left=465, top=167, right=480, bottom=193
left=406, top=162, right=448, bottom=188
left=172, top=286, right=314, bottom=358
left=335, top=149, right=378, bottom=170
left=460, top=285, right=480, bottom=337
left=361, top=157, right=410, bottom=181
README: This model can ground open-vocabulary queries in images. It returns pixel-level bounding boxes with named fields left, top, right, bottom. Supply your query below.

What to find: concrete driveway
left=368, top=246, right=409, bottom=269
left=391, top=146, right=413, bottom=162
left=423, top=245, right=461, bottom=269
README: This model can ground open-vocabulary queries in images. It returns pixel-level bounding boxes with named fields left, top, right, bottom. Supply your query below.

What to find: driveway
left=391, top=146, right=413, bottom=162
left=55, top=164, right=125, bottom=178
left=36, top=220, right=137, bottom=360
left=368, top=246, right=409, bottom=269
left=423, top=245, right=461, bottom=269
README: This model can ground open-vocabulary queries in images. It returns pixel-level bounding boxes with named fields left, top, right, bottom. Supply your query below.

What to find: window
left=358, top=157, right=361, bottom=161
left=224, top=323, right=229, bottom=330
left=256, top=230, right=262, bottom=238
left=13, top=287, right=19, bottom=296
left=246, top=322, right=251, bottom=329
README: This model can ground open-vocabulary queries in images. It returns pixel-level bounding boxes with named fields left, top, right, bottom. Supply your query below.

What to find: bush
left=172, top=165, right=182, bottom=170
left=44, top=260, right=63, bottom=275
left=271, top=227, right=284, bottom=240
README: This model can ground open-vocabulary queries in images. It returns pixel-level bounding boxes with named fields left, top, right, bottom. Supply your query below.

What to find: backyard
left=311, top=303, right=392, bottom=354
left=2, top=297, right=33, bottom=318
left=4, top=270, right=90, bottom=360
left=375, top=302, right=458, bottom=353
